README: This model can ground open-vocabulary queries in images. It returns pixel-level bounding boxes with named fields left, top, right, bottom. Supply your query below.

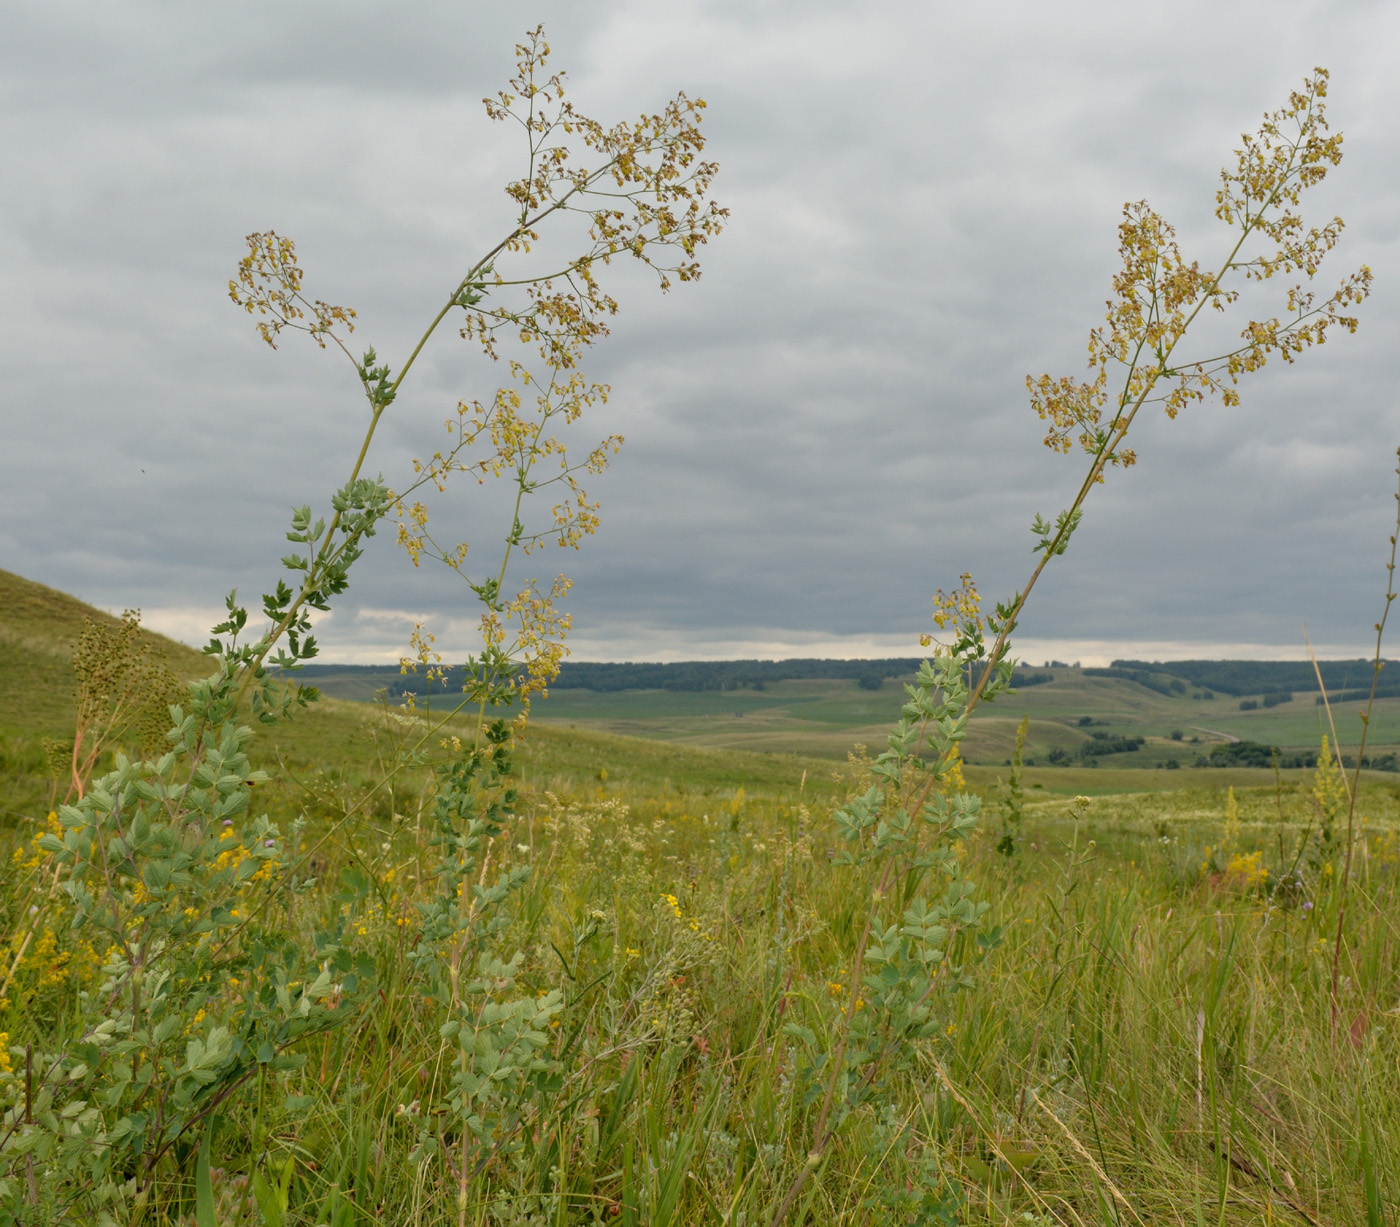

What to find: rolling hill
left=3, top=568, right=1392, bottom=809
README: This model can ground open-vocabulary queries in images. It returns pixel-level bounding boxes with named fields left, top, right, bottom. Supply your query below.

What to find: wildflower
left=1223, top=787, right=1241, bottom=852
left=1225, top=850, right=1268, bottom=889
left=29, top=928, right=72, bottom=988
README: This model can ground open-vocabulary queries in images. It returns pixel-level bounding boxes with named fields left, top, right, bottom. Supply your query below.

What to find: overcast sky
left=4, top=0, right=1398, bottom=666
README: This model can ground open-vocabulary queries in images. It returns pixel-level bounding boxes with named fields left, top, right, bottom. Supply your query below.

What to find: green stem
left=230, top=161, right=620, bottom=712
left=1325, top=449, right=1400, bottom=1031
left=768, top=856, right=893, bottom=1227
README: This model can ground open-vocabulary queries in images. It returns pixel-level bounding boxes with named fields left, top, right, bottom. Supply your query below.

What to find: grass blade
left=196, top=1125, right=217, bottom=1227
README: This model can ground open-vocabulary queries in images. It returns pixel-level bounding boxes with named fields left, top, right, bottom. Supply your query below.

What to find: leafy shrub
left=1209, top=740, right=1278, bottom=767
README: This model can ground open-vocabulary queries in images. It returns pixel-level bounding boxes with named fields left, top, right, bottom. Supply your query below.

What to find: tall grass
left=6, top=762, right=1394, bottom=1223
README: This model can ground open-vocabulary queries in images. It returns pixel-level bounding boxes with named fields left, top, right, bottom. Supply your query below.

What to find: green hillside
left=292, top=654, right=1399, bottom=770
left=0, top=568, right=211, bottom=737
left=523, top=667, right=1397, bottom=773
left=0, top=570, right=850, bottom=826
left=3, top=568, right=1391, bottom=813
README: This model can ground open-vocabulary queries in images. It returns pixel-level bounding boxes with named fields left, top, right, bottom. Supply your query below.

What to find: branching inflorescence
left=981, top=68, right=1370, bottom=709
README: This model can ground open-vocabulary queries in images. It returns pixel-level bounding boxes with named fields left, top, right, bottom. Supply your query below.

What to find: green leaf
left=196, top=1124, right=217, bottom=1227
left=782, top=1023, right=816, bottom=1048
left=252, top=1170, right=283, bottom=1227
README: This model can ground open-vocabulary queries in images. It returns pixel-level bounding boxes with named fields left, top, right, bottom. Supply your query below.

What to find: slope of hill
left=1111, top=656, right=1397, bottom=698
left=0, top=570, right=850, bottom=826
left=4, top=569, right=1395, bottom=796
left=0, top=568, right=210, bottom=737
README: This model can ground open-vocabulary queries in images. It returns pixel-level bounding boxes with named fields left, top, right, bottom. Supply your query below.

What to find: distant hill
left=0, top=569, right=848, bottom=806
left=291, top=655, right=1400, bottom=706
left=291, top=658, right=1064, bottom=699
left=1111, top=658, right=1397, bottom=699
left=290, top=657, right=934, bottom=699
left=5, top=565, right=1395, bottom=768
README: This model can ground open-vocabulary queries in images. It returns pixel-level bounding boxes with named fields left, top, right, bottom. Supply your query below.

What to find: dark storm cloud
left=4, top=0, right=1398, bottom=664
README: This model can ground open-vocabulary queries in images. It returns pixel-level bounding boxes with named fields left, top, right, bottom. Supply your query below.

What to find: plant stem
left=966, top=139, right=1310, bottom=717
left=767, top=857, right=892, bottom=1227
left=1323, top=448, right=1400, bottom=1032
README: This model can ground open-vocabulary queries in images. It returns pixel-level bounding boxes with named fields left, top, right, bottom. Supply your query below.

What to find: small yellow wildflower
left=1224, top=850, right=1268, bottom=889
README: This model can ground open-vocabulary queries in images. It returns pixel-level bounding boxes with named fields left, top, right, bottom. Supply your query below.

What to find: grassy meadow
left=4, top=569, right=1400, bottom=1225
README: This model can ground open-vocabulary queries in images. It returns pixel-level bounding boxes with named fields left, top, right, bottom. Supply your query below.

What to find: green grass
left=7, top=735, right=1398, bottom=1223
left=5, top=568, right=1399, bottom=1223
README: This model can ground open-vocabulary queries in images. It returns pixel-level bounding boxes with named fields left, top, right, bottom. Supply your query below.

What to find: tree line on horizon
left=285, top=656, right=1400, bottom=700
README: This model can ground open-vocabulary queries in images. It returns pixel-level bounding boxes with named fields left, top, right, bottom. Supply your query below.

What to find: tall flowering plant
left=770, top=67, right=1370, bottom=1226
left=0, top=27, right=724, bottom=1224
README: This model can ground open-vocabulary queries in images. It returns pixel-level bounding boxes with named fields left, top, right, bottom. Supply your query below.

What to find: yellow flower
left=1224, top=850, right=1268, bottom=889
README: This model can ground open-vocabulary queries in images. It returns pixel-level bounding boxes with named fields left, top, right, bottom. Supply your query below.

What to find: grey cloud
left=3, top=0, right=1398, bottom=664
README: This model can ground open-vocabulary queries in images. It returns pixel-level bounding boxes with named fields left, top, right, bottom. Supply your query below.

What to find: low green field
left=523, top=670, right=1397, bottom=769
